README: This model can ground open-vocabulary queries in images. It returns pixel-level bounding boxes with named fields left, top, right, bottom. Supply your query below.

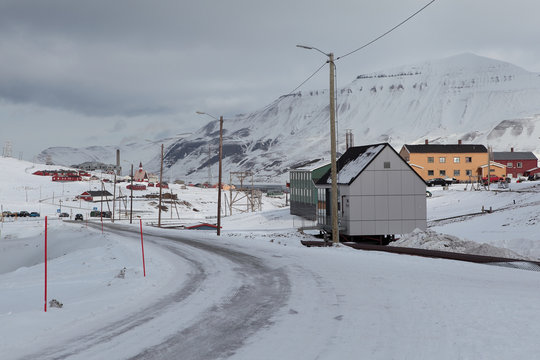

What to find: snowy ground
left=2, top=157, right=540, bottom=359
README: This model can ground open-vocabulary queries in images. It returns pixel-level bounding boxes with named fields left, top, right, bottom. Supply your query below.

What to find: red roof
left=186, top=223, right=219, bottom=230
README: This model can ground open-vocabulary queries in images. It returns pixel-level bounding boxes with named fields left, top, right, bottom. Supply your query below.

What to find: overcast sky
left=1, top=0, right=539, bottom=160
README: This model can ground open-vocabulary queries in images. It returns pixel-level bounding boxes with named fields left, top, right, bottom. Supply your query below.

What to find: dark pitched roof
left=403, top=144, right=487, bottom=153
left=86, top=190, right=113, bottom=197
left=492, top=151, right=538, bottom=161
left=316, top=143, right=387, bottom=186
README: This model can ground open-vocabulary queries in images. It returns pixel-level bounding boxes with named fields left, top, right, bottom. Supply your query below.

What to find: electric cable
left=336, top=0, right=436, bottom=61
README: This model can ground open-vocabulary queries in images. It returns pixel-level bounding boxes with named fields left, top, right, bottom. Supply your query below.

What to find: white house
left=315, top=143, right=426, bottom=241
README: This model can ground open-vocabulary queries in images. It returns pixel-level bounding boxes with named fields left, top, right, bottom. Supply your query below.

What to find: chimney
left=425, top=139, right=429, bottom=145
left=511, top=147, right=514, bottom=152
left=458, top=139, right=462, bottom=145
left=116, top=149, right=121, bottom=175
left=345, top=129, right=354, bottom=150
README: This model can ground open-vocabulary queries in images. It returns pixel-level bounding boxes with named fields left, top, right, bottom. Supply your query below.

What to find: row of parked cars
left=2, top=211, right=40, bottom=217
left=58, top=212, right=84, bottom=220
left=426, top=176, right=513, bottom=187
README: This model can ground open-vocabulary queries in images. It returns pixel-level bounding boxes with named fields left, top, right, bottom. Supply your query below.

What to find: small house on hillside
left=78, top=190, right=114, bottom=202
left=315, top=143, right=426, bottom=241
left=492, top=149, right=538, bottom=179
left=289, top=163, right=331, bottom=221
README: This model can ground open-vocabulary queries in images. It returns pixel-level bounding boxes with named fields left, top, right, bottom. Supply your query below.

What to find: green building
left=289, top=163, right=330, bottom=220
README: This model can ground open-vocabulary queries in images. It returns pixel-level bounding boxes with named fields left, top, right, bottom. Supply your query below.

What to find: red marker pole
left=44, top=216, right=48, bottom=312
left=140, top=219, right=146, bottom=277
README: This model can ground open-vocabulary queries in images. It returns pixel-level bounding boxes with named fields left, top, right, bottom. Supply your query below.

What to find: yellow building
left=399, top=141, right=489, bottom=182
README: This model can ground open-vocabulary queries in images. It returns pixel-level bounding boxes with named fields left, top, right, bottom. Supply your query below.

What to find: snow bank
left=395, top=228, right=527, bottom=259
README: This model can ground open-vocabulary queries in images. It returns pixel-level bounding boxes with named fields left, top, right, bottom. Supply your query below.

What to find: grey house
left=315, top=143, right=426, bottom=239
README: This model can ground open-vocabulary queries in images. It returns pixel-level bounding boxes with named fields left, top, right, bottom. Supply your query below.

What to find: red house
left=52, top=174, right=82, bottom=182
left=78, top=190, right=114, bottom=202
left=127, top=184, right=147, bottom=190
left=493, top=149, right=538, bottom=179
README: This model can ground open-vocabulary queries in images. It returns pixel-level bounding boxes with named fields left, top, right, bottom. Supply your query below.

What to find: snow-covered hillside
left=38, top=53, right=540, bottom=182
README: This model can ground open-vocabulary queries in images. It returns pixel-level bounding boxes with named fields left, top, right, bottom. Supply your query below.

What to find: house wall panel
left=388, top=170, right=403, bottom=195
left=388, top=196, right=403, bottom=220
left=360, top=196, right=376, bottom=221
left=374, top=172, right=389, bottom=195
left=374, top=196, right=389, bottom=220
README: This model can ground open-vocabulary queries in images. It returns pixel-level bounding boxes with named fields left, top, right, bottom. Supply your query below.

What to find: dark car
left=18, top=211, right=31, bottom=217
left=59, top=212, right=69, bottom=218
left=426, top=178, right=452, bottom=187
left=30, top=212, right=40, bottom=217
left=75, top=214, right=83, bottom=221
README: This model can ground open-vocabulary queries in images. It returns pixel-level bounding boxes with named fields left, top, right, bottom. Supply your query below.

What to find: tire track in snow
left=22, top=224, right=290, bottom=360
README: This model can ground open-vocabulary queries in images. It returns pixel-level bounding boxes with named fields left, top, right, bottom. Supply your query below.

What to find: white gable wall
left=340, top=146, right=426, bottom=236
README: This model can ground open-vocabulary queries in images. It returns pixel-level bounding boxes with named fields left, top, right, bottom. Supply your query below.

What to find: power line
left=253, top=61, right=327, bottom=115
left=287, top=61, right=328, bottom=95
left=336, top=0, right=437, bottom=61
left=255, top=0, right=437, bottom=117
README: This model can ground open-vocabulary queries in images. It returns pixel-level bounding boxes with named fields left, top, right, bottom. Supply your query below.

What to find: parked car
left=29, top=212, right=40, bottom=217
left=90, top=210, right=111, bottom=218
left=482, top=175, right=500, bottom=185
left=426, top=178, right=452, bottom=187
left=75, top=214, right=83, bottom=221
left=59, top=212, right=69, bottom=218
left=2, top=211, right=13, bottom=217
left=18, top=211, right=31, bottom=217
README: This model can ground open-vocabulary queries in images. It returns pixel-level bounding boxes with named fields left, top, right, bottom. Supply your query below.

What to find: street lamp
left=196, top=111, right=224, bottom=236
left=297, top=44, right=339, bottom=244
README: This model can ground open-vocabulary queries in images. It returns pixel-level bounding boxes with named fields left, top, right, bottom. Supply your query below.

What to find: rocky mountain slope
left=39, top=53, right=540, bottom=183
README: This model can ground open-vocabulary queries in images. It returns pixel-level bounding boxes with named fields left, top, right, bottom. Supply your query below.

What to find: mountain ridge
left=38, top=53, right=540, bottom=183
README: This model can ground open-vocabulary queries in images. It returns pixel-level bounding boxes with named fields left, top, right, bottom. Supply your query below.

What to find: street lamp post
left=297, top=44, right=339, bottom=244
left=196, top=111, right=223, bottom=236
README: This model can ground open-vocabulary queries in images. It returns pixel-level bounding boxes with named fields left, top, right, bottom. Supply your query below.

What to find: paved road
left=23, top=223, right=290, bottom=360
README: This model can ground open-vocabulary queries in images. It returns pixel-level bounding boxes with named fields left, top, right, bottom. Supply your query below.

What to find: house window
left=384, top=161, right=391, bottom=169
left=453, top=157, right=460, bottom=163
left=465, top=157, right=472, bottom=163
left=454, top=170, right=460, bottom=176
left=439, top=157, right=446, bottom=163
left=517, top=162, right=523, bottom=168
left=439, top=170, right=446, bottom=176
left=507, top=162, right=513, bottom=168
left=466, top=170, right=472, bottom=176
left=427, top=157, right=434, bottom=163
left=490, top=169, right=495, bottom=173
left=428, top=170, right=434, bottom=176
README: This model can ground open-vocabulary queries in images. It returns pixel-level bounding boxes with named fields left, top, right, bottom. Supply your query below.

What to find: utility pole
left=487, top=145, right=492, bottom=188
left=217, top=116, right=223, bottom=236
left=112, top=174, right=116, bottom=223
left=158, top=144, right=164, bottom=227
left=329, top=52, right=339, bottom=244
left=130, top=164, right=133, bottom=224
left=297, top=45, right=339, bottom=244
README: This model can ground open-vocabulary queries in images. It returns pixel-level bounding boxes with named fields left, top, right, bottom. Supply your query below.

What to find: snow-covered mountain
left=39, top=53, right=540, bottom=182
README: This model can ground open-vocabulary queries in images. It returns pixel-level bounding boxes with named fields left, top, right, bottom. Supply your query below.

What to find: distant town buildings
left=399, top=140, right=488, bottom=181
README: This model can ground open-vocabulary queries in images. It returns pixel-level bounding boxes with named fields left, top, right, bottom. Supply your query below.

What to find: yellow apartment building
left=399, top=141, right=489, bottom=182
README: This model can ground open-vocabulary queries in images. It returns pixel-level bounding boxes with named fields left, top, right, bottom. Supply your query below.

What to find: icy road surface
left=4, top=220, right=540, bottom=360
left=19, top=223, right=289, bottom=360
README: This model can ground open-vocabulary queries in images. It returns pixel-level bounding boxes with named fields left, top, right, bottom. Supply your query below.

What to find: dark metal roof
left=316, top=143, right=387, bottom=186
left=315, top=143, right=424, bottom=187
left=85, top=190, right=113, bottom=197
left=403, top=144, right=487, bottom=153
left=492, top=151, right=538, bottom=161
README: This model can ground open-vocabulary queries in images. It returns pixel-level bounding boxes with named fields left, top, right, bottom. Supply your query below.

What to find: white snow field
left=2, top=156, right=540, bottom=359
